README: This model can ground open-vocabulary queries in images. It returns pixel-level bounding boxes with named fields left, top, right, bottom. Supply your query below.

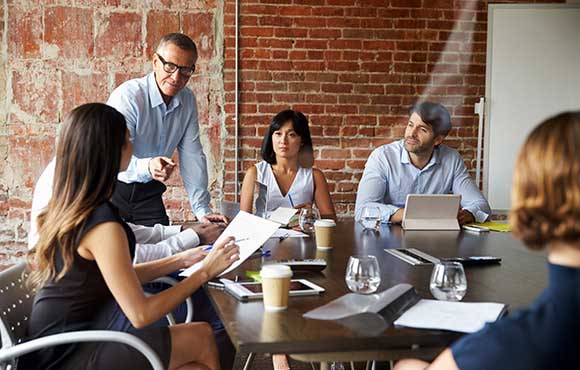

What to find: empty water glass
left=359, top=206, right=381, bottom=231
left=430, top=261, right=468, bottom=301
left=345, top=255, right=381, bottom=294
left=299, top=207, right=320, bottom=232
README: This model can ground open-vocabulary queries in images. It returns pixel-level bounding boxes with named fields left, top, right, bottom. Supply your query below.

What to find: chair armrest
left=150, top=276, right=194, bottom=323
left=0, top=330, right=164, bottom=370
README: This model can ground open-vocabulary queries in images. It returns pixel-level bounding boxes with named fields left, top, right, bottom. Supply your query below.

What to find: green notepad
left=245, top=270, right=262, bottom=282
left=470, top=221, right=512, bottom=232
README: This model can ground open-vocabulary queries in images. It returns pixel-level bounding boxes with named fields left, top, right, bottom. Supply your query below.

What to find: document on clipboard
left=179, top=211, right=280, bottom=278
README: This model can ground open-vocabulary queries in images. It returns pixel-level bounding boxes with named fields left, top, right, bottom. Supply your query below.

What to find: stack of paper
left=394, top=299, right=506, bottom=333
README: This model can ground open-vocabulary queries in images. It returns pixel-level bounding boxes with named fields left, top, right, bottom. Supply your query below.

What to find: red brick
left=320, top=149, right=351, bottom=159
left=182, top=11, right=216, bottom=61
left=321, top=83, right=353, bottom=94
left=7, top=136, right=55, bottom=190
left=146, top=10, right=180, bottom=57
left=241, top=26, right=273, bottom=37
left=316, top=160, right=345, bottom=170
left=8, top=6, right=42, bottom=58
left=326, top=17, right=361, bottom=28
left=240, top=4, right=277, bottom=15
left=275, top=28, right=309, bottom=38
left=259, top=16, right=293, bottom=27
left=95, top=11, right=142, bottom=58
left=11, top=68, right=59, bottom=123
left=326, top=105, right=357, bottom=114
left=62, top=72, right=109, bottom=117
left=43, top=7, right=94, bottom=59
left=312, top=7, right=344, bottom=17
left=278, top=6, right=313, bottom=16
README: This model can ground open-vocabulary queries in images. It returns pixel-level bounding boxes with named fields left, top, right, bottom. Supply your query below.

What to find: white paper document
left=271, top=229, right=309, bottom=238
left=179, top=211, right=280, bottom=278
left=394, top=299, right=506, bottom=333
left=267, top=207, right=298, bottom=225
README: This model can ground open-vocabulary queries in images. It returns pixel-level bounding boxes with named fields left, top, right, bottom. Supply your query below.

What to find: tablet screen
left=242, top=281, right=313, bottom=294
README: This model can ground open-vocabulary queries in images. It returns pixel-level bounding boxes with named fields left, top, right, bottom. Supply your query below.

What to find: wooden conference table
left=205, top=221, right=548, bottom=364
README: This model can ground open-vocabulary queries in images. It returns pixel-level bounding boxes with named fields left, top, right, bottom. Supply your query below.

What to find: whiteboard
left=483, top=4, right=580, bottom=212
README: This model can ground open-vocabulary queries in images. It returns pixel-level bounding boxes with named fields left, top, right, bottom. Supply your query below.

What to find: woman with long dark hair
left=24, top=103, right=238, bottom=370
left=240, top=109, right=335, bottom=219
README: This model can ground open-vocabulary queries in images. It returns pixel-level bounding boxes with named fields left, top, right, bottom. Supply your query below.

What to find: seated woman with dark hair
left=394, top=111, right=580, bottom=370
left=23, top=103, right=239, bottom=370
left=240, top=109, right=336, bottom=219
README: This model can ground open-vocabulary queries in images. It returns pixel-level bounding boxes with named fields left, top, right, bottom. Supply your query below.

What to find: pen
left=288, top=194, right=295, bottom=208
left=203, top=237, right=251, bottom=251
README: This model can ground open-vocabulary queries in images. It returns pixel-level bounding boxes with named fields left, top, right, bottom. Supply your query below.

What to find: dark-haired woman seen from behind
left=23, top=103, right=239, bottom=370
left=395, top=112, right=580, bottom=370
left=240, top=109, right=336, bottom=219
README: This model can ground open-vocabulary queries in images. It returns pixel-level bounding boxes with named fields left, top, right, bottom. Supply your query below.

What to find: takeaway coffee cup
left=260, top=264, right=293, bottom=311
left=314, top=219, right=336, bottom=249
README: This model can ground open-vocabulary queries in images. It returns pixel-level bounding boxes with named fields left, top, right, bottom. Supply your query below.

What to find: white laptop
left=402, top=194, right=461, bottom=231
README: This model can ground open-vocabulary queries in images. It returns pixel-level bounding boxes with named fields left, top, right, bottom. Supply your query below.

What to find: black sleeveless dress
left=21, top=202, right=171, bottom=370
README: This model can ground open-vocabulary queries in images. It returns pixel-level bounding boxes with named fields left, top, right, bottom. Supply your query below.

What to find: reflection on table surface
left=206, top=220, right=547, bottom=355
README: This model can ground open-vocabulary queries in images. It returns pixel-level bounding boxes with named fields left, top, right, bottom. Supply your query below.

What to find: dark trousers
left=112, top=180, right=170, bottom=226
left=112, top=181, right=236, bottom=369
left=143, top=276, right=236, bottom=370
left=106, top=286, right=235, bottom=370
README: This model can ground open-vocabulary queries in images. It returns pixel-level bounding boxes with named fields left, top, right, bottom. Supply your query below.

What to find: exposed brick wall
left=222, top=0, right=563, bottom=217
left=0, top=0, right=565, bottom=263
left=0, top=1, right=224, bottom=263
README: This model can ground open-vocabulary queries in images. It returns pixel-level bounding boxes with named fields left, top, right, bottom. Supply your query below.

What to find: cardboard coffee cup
left=314, top=219, right=336, bottom=249
left=260, top=265, right=293, bottom=311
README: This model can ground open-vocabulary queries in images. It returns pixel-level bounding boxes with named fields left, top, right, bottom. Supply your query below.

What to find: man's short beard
left=404, top=138, right=435, bottom=155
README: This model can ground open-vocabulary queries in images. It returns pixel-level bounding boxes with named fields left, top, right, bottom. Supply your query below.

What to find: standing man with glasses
left=107, top=32, right=227, bottom=227
left=106, top=33, right=235, bottom=370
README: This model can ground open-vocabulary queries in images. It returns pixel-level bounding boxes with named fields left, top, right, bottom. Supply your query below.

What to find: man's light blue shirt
left=107, top=72, right=211, bottom=218
left=355, top=139, right=491, bottom=223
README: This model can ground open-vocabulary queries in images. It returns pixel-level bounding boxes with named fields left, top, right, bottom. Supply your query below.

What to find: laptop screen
left=254, top=181, right=268, bottom=218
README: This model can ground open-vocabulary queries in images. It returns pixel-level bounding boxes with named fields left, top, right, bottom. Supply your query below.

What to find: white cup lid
left=260, top=264, right=293, bottom=279
left=314, top=219, right=336, bottom=227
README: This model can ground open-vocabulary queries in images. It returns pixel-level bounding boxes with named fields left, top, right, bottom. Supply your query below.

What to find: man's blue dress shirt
left=107, top=72, right=211, bottom=218
left=354, top=139, right=491, bottom=223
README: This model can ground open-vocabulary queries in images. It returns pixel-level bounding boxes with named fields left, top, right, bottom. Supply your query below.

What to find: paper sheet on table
left=267, top=207, right=298, bottom=225
left=470, top=221, right=512, bottom=232
left=394, top=299, right=506, bottom=333
left=303, top=284, right=414, bottom=320
left=179, top=211, right=280, bottom=278
left=271, top=229, right=309, bottom=238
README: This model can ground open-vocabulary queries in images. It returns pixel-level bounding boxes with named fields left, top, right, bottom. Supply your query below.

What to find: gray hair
left=409, top=101, right=452, bottom=137
left=156, top=33, right=198, bottom=58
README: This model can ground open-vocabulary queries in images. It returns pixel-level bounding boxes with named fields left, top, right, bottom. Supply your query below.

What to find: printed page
left=394, top=299, right=506, bottom=333
left=268, top=207, right=298, bottom=225
left=179, top=211, right=280, bottom=277
left=271, top=228, right=309, bottom=238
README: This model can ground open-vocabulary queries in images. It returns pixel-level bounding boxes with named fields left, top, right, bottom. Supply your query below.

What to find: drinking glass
left=345, top=255, right=381, bottom=294
left=358, top=206, right=381, bottom=231
left=429, top=262, right=468, bottom=301
left=299, top=208, right=320, bottom=232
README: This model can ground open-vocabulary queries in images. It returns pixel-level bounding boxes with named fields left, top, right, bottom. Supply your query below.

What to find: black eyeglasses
left=156, top=54, right=196, bottom=77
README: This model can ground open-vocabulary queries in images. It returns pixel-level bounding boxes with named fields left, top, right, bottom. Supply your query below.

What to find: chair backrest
left=0, top=263, right=34, bottom=349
